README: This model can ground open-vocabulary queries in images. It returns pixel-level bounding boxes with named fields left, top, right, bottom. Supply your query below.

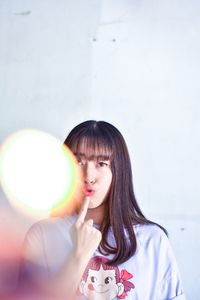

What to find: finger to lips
left=77, top=196, right=90, bottom=225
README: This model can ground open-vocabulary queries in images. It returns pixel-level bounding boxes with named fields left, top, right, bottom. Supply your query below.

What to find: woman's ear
left=117, top=282, right=124, bottom=296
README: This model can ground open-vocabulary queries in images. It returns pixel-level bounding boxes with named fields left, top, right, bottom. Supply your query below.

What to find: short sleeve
left=157, top=230, right=186, bottom=300
left=19, top=223, right=49, bottom=284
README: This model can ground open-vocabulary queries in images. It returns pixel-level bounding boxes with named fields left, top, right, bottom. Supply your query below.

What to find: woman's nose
left=84, top=177, right=95, bottom=184
left=84, top=163, right=96, bottom=184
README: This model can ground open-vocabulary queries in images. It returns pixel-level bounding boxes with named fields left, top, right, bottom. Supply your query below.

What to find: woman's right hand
left=74, top=197, right=102, bottom=260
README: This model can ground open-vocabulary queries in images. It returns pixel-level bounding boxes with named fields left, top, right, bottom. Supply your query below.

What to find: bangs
left=68, top=134, right=113, bottom=161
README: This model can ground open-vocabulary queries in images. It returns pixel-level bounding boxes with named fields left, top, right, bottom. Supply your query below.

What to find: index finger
left=77, top=196, right=90, bottom=224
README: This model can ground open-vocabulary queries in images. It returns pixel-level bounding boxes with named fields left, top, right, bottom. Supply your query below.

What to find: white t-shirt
left=21, top=215, right=186, bottom=300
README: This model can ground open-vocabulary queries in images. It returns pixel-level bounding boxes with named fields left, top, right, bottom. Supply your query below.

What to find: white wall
left=1, top=0, right=200, bottom=298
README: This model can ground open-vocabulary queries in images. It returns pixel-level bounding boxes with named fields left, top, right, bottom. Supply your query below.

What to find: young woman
left=21, top=120, right=186, bottom=300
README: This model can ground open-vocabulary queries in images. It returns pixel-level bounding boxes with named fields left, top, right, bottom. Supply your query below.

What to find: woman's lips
left=84, top=189, right=95, bottom=196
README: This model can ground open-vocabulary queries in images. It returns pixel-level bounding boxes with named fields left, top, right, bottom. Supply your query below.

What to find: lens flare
left=0, top=129, right=83, bottom=217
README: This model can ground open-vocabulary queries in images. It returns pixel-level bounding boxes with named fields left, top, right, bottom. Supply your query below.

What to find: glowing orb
left=0, top=129, right=82, bottom=217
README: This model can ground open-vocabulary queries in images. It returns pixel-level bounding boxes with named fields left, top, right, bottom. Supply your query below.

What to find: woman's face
left=75, top=145, right=112, bottom=209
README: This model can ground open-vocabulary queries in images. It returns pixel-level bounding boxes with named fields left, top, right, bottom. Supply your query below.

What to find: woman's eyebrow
left=74, top=152, right=85, bottom=158
left=95, top=155, right=110, bottom=161
left=74, top=153, right=110, bottom=161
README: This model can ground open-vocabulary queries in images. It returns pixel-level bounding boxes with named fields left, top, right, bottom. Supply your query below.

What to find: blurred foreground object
left=0, top=129, right=83, bottom=218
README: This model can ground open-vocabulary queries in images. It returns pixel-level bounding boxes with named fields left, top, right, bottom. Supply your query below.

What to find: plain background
left=0, top=0, right=200, bottom=298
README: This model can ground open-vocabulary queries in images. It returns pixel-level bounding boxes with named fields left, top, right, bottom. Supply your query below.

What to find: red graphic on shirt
left=79, top=256, right=135, bottom=300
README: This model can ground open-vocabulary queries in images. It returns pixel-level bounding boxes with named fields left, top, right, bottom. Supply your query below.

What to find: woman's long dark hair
left=64, top=120, right=167, bottom=265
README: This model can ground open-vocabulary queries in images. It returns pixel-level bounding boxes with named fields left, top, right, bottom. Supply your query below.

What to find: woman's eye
left=76, top=158, right=84, bottom=165
left=98, top=162, right=108, bottom=167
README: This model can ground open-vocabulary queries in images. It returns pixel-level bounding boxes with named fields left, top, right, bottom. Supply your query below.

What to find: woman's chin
left=88, top=200, right=105, bottom=210
left=88, top=202, right=97, bottom=209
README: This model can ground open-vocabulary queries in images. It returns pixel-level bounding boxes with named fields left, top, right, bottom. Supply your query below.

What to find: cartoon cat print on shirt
left=79, top=256, right=135, bottom=300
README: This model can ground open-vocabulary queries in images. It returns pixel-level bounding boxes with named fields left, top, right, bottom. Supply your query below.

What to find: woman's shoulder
left=134, top=222, right=166, bottom=235
left=25, top=214, right=77, bottom=240
left=134, top=223, right=169, bottom=250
